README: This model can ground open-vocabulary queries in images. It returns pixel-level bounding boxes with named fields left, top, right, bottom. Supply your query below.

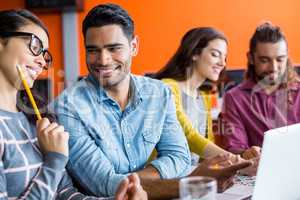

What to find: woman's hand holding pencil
left=36, top=118, right=69, bottom=157
left=16, top=65, right=70, bottom=158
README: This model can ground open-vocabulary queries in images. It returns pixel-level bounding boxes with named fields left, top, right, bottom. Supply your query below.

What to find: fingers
left=217, top=177, right=234, bottom=193
left=60, top=131, right=70, bottom=141
left=205, top=154, right=230, bottom=166
left=239, top=156, right=259, bottom=176
left=36, top=118, right=50, bottom=132
left=37, top=118, right=66, bottom=136
left=128, top=184, right=148, bottom=200
left=43, top=123, right=64, bottom=135
left=251, top=146, right=261, bottom=157
left=128, top=173, right=141, bottom=186
left=220, top=161, right=252, bottom=177
left=230, top=154, right=243, bottom=164
left=129, top=185, right=148, bottom=200
left=248, top=150, right=259, bottom=159
left=115, top=178, right=129, bottom=200
left=251, top=157, right=260, bottom=166
left=127, top=173, right=147, bottom=200
left=243, top=146, right=261, bottom=160
left=213, top=159, right=233, bottom=168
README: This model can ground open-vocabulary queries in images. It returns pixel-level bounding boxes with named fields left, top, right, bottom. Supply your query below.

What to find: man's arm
left=133, top=88, right=190, bottom=199
left=54, top=98, right=127, bottom=197
left=63, top=117, right=127, bottom=196
left=149, top=88, right=191, bottom=179
left=135, top=165, right=178, bottom=200
left=136, top=156, right=251, bottom=200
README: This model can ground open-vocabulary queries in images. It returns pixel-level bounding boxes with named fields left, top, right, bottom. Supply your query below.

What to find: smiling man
left=53, top=3, right=251, bottom=199
left=54, top=3, right=191, bottom=198
left=220, top=22, right=300, bottom=160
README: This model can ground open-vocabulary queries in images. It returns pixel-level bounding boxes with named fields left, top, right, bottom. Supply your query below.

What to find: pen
left=16, top=65, right=42, bottom=120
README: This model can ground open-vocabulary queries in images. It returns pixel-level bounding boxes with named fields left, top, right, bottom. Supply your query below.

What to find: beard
left=256, top=71, right=286, bottom=86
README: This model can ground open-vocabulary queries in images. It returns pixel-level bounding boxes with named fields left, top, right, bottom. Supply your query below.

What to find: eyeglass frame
left=0, top=31, right=52, bottom=70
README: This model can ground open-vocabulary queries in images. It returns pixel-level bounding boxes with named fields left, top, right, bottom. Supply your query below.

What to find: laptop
left=218, top=123, right=300, bottom=200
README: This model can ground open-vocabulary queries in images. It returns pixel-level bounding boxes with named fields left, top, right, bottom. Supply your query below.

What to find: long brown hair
left=155, top=27, right=227, bottom=83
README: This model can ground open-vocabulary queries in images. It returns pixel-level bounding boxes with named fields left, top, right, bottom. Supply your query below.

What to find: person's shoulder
left=161, top=78, right=177, bottom=85
left=133, top=74, right=164, bottom=84
left=57, top=77, right=92, bottom=99
left=224, top=80, right=250, bottom=97
left=53, top=77, right=95, bottom=110
left=132, top=75, right=170, bottom=94
left=161, top=78, right=179, bottom=89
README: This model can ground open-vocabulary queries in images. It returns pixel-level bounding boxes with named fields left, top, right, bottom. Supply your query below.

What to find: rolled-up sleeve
left=150, top=89, right=191, bottom=178
left=54, top=99, right=127, bottom=197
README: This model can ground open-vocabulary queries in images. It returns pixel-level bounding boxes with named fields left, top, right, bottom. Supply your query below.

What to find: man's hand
left=115, top=173, right=147, bottom=200
left=190, top=154, right=251, bottom=192
left=237, top=156, right=259, bottom=176
left=242, top=146, right=261, bottom=160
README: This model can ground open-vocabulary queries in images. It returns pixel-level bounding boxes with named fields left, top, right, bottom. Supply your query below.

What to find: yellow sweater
left=162, top=78, right=214, bottom=158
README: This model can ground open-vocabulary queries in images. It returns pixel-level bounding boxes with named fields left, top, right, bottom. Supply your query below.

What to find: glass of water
left=179, top=176, right=217, bottom=200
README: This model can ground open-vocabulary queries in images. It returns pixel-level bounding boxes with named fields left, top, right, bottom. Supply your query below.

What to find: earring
left=192, top=55, right=198, bottom=61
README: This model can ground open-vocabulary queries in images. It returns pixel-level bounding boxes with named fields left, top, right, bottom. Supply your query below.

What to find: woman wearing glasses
left=0, top=9, right=147, bottom=200
left=154, top=28, right=258, bottom=174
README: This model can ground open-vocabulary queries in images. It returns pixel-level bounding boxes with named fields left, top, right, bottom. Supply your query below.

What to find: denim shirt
left=53, top=74, right=191, bottom=197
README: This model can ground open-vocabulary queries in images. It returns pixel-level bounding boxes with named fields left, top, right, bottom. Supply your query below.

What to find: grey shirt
left=181, top=91, right=208, bottom=164
left=0, top=109, right=104, bottom=199
left=181, top=91, right=207, bottom=137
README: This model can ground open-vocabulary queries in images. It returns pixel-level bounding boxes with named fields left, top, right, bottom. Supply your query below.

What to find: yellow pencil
left=16, top=65, right=42, bottom=120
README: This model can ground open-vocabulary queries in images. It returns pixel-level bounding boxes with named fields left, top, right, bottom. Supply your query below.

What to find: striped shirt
left=0, top=109, right=108, bottom=200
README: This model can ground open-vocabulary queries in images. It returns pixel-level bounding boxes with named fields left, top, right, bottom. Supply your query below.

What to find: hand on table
left=115, top=173, right=147, bottom=200
left=190, top=154, right=251, bottom=192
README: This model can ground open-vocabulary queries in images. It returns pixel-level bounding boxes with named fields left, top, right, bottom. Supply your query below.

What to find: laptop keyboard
left=234, top=175, right=256, bottom=187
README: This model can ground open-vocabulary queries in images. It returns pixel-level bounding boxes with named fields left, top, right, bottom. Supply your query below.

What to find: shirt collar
left=128, top=75, right=143, bottom=104
left=86, top=74, right=110, bottom=101
left=239, top=79, right=300, bottom=94
left=239, top=80, right=257, bottom=91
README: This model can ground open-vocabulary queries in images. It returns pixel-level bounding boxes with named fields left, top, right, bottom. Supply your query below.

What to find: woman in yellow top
left=155, top=27, right=241, bottom=161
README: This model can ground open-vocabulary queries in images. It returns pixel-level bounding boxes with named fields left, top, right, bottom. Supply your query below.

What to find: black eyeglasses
left=0, top=31, right=52, bottom=70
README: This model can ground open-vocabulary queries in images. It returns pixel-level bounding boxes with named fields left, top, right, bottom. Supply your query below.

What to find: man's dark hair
left=246, top=22, right=291, bottom=81
left=82, top=3, right=134, bottom=41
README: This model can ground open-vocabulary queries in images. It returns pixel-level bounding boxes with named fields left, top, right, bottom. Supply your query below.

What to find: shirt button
left=133, top=165, right=137, bottom=169
left=127, top=143, right=131, bottom=148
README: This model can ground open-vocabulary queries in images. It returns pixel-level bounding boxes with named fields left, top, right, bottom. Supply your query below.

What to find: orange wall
left=78, top=0, right=300, bottom=76
left=0, top=1, right=64, bottom=96
left=1, top=0, right=300, bottom=95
